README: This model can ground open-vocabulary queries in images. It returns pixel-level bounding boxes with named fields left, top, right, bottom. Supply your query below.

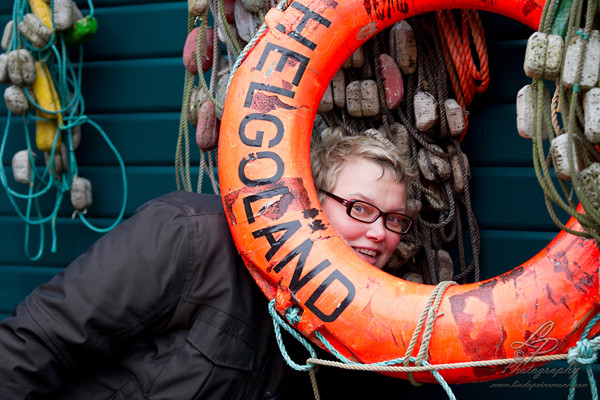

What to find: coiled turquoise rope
left=0, top=0, right=127, bottom=260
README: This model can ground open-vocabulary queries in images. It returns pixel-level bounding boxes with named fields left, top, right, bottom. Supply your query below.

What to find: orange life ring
left=218, top=0, right=600, bottom=384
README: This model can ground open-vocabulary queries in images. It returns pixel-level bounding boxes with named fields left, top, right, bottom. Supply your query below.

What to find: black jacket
left=0, top=192, right=291, bottom=399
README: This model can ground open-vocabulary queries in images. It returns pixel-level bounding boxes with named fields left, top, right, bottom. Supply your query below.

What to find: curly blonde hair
left=311, top=135, right=413, bottom=204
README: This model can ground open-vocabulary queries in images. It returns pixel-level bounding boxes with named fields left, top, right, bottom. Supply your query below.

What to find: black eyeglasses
left=321, top=190, right=413, bottom=234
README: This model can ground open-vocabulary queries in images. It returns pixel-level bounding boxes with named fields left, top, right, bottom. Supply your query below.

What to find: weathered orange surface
left=218, top=0, right=600, bottom=384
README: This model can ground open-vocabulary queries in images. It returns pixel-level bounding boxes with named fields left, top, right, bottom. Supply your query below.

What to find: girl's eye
left=351, top=202, right=374, bottom=217
left=387, top=215, right=400, bottom=224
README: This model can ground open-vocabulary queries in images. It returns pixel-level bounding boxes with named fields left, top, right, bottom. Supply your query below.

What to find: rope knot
left=285, top=307, right=302, bottom=325
left=568, top=338, right=598, bottom=365
left=576, top=29, right=590, bottom=40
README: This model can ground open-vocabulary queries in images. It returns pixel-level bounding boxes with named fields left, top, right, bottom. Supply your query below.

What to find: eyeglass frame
left=320, top=190, right=413, bottom=234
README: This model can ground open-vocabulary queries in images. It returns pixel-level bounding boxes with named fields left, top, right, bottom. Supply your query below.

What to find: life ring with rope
left=217, top=0, right=600, bottom=384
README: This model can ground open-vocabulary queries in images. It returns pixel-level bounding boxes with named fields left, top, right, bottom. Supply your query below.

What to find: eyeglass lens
left=348, top=201, right=411, bottom=233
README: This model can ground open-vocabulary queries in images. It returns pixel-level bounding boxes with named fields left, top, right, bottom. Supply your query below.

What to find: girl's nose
left=365, top=217, right=387, bottom=242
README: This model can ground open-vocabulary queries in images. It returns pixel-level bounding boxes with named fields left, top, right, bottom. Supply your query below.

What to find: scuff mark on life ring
left=309, top=219, right=327, bottom=232
left=251, top=92, right=297, bottom=113
left=522, top=0, right=541, bottom=17
left=363, top=0, right=409, bottom=21
left=449, top=286, right=508, bottom=376
left=223, top=177, right=312, bottom=226
left=572, top=260, right=596, bottom=296
left=303, top=208, right=320, bottom=219
left=499, top=265, right=525, bottom=286
left=357, top=21, right=378, bottom=40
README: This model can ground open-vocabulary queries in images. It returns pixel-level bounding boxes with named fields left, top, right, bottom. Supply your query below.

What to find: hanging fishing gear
left=0, top=0, right=128, bottom=260
left=518, top=0, right=600, bottom=243
left=311, top=11, right=486, bottom=284
left=176, top=0, right=290, bottom=194
left=175, top=0, right=489, bottom=284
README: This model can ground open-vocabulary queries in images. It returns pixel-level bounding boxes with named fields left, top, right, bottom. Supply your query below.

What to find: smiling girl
left=311, top=134, right=415, bottom=270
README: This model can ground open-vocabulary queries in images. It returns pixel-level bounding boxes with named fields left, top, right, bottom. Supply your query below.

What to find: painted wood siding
left=0, top=0, right=196, bottom=320
left=0, top=5, right=560, bottom=320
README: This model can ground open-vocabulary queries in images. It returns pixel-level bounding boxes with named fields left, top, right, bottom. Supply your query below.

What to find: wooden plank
left=0, top=176, right=563, bottom=268
left=478, top=229, right=558, bottom=280
left=0, top=116, right=27, bottom=166
left=463, top=103, right=535, bottom=167
left=0, top=15, right=9, bottom=30
left=0, top=58, right=189, bottom=115
left=0, top=216, right=106, bottom=266
left=0, top=3, right=187, bottom=59
left=1, top=164, right=564, bottom=262
left=476, top=39, right=530, bottom=105
left=469, top=166, right=569, bottom=230
left=478, top=10, right=535, bottom=41
left=0, top=165, right=220, bottom=218
left=76, top=0, right=178, bottom=8
left=80, top=58, right=187, bottom=113
left=0, top=102, right=532, bottom=168
left=76, top=113, right=194, bottom=165
left=1, top=163, right=570, bottom=230
left=0, top=17, right=526, bottom=116
left=82, top=3, right=188, bottom=60
left=0, top=1, right=175, bottom=18
left=0, top=112, right=196, bottom=166
left=0, top=163, right=559, bottom=229
left=0, top=265, right=63, bottom=315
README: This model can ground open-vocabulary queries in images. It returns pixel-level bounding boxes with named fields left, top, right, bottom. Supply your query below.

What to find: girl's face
left=321, top=158, right=408, bottom=269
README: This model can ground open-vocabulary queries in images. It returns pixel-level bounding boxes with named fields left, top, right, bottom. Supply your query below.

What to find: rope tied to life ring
left=402, top=280, right=458, bottom=386
left=269, top=285, right=600, bottom=400
left=211, top=0, right=600, bottom=394
left=269, top=278, right=600, bottom=399
left=268, top=282, right=460, bottom=399
left=567, top=313, right=600, bottom=400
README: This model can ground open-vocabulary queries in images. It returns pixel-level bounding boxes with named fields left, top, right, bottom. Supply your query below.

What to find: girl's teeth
left=357, top=248, right=376, bottom=257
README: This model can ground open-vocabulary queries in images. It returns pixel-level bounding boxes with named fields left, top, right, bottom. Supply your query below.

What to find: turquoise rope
left=23, top=196, right=45, bottom=261
left=268, top=300, right=317, bottom=372
left=269, top=294, right=600, bottom=400
left=85, top=0, right=96, bottom=18
left=567, top=313, right=600, bottom=400
left=576, top=29, right=590, bottom=40
left=76, top=118, right=128, bottom=233
left=311, top=329, right=456, bottom=400
left=0, top=0, right=128, bottom=259
left=268, top=299, right=457, bottom=400
left=0, top=116, right=57, bottom=210
left=226, top=0, right=292, bottom=91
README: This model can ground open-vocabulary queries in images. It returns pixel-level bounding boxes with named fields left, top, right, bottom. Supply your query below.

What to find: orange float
left=217, top=0, right=600, bottom=384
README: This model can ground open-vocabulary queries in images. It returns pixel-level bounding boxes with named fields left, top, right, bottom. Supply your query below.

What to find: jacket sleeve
left=0, top=196, right=193, bottom=398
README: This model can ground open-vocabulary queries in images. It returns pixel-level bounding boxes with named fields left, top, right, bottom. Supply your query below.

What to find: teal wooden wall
left=0, top=0, right=195, bottom=320
left=1, top=2, right=590, bottom=399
